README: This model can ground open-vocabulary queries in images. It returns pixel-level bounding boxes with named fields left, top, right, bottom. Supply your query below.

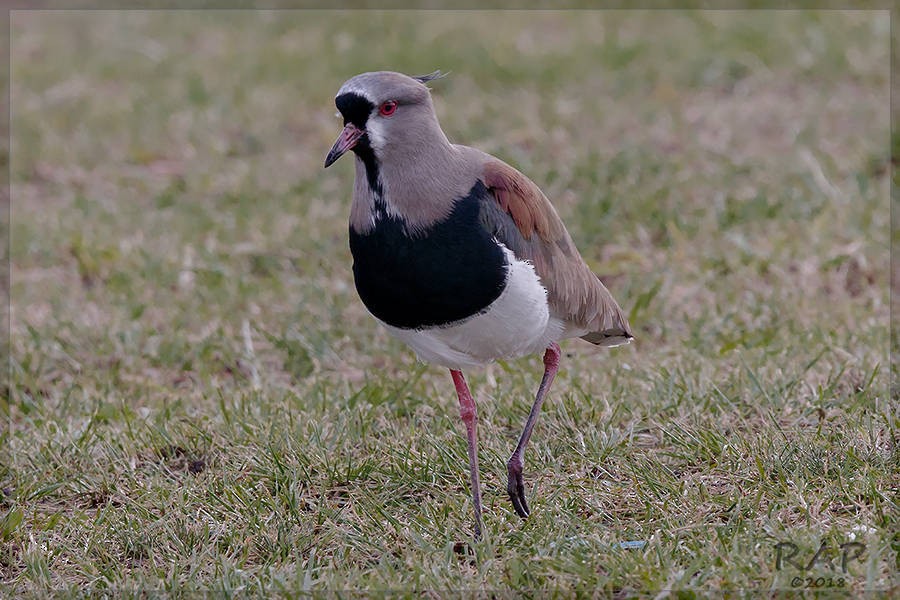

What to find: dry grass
left=4, top=9, right=895, bottom=596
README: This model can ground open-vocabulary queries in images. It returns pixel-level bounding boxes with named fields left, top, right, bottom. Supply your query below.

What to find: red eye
left=379, top=100, right=398, bottom=116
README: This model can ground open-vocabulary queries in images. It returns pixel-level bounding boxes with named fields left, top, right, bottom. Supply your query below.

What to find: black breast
left=349, top=182, right=509, bottom=329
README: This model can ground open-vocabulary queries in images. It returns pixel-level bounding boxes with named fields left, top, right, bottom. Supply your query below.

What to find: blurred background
left=10, top=10, right=891, bottom=389
left=4, top=9, right=894, bottom=593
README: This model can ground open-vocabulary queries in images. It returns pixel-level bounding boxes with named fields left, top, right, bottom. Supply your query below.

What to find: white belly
left=379, top=250, right=564, bottom=370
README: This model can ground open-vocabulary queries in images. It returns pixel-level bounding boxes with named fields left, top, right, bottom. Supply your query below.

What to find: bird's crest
left=413, top=70, right=448, bottom=85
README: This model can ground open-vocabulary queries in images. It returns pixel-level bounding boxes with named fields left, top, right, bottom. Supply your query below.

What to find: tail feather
left=580, top=328, right=633, bottom=347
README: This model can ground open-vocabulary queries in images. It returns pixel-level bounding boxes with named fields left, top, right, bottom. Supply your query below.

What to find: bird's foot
left=506, top=457, right=530, bottom=519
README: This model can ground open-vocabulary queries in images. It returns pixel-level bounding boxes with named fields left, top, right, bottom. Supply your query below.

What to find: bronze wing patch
left=481, top=159, right=633, bottom=346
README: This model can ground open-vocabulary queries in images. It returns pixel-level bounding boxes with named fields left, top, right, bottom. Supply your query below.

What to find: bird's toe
left=507, top=473, right=530, bottom=519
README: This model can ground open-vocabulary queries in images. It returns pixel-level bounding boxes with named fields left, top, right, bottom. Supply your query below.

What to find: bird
left=324, top=70, right=632, bottom=538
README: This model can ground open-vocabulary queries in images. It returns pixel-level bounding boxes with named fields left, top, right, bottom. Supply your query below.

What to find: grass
left=4, top=9, right=896, bottom=596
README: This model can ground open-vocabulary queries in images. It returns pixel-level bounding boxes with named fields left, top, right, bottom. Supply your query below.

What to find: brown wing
left=482, top=159, right=633, bottom=346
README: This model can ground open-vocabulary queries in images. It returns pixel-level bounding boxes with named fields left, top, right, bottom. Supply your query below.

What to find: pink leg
left=450, top=369, right=484, bottom=539
left=507, top=342, right=561, bottom=519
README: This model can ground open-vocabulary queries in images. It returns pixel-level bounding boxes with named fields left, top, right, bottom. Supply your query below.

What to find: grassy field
left=4, top=9, right=895, bottom=595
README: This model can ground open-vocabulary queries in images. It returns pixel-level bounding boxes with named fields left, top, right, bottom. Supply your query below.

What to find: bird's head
left=324, top=70, right=447, bottom=168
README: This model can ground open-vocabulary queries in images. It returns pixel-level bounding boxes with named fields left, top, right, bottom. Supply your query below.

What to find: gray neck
left=349, top=122, right=478, bottom=235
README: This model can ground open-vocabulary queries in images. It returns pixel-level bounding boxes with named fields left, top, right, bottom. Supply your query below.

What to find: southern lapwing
left=324, top=71, right=633, bottom=538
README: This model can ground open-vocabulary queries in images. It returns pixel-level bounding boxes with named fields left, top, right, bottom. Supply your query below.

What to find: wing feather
left=481, top=159, right=633, bottom=346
